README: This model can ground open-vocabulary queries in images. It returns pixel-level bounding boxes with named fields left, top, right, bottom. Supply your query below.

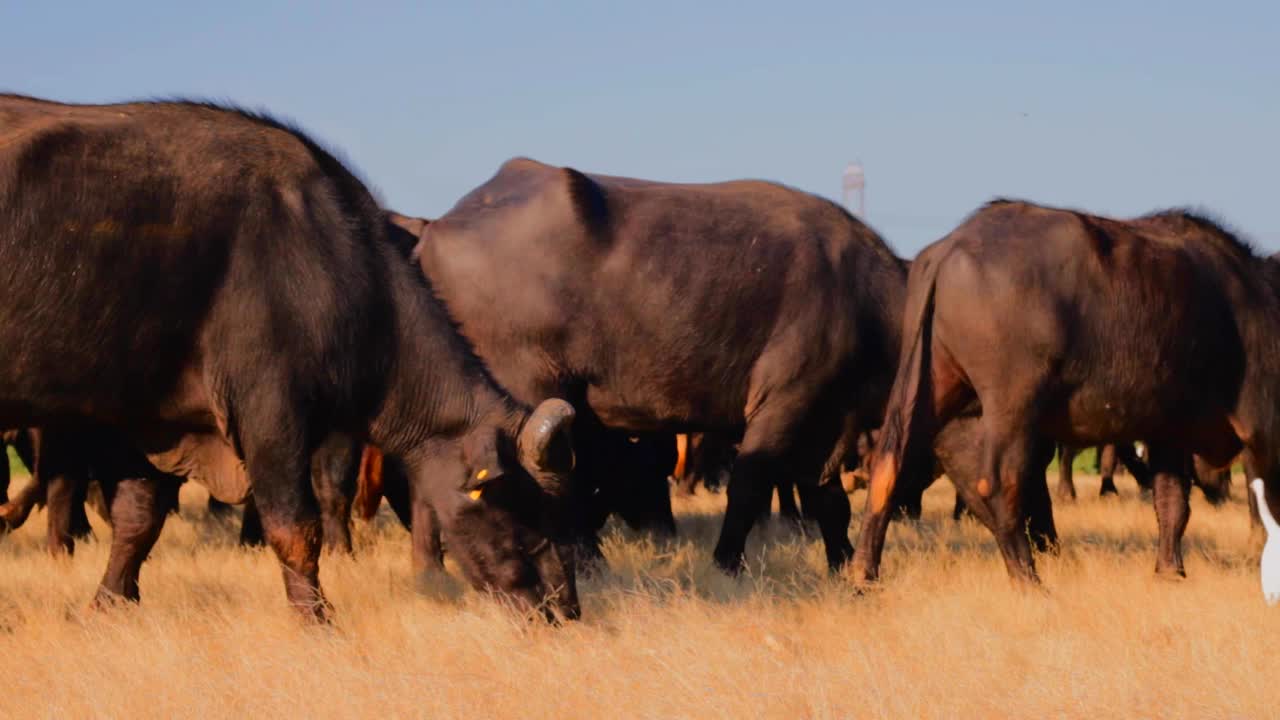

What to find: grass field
left=0, top=468, right=1273, bottom=719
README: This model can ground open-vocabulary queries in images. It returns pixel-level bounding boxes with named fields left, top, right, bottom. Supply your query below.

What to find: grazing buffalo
left=401, top=158, right=910, bottom=573
left=0, top=96, right=576, bottom=620
left=855, top=200, right=1277, bottom=584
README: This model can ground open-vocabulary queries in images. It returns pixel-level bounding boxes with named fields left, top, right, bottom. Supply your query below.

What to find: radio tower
left=842, top=161, right=866, bottom=219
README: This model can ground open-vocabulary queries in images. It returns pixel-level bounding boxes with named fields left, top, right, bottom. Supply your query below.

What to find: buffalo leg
left=254, top=473, right=328, bottom=618
left=776, top=479, right=802, bottom=527
left=1148, top=443, right=1191, bottom=578
left=1055, top=444, right=1078, bottom=501
left=45, top=470, right=90, bottom=555
left=94, top=475, right=177, bottom=604
left=0, top=475, right=44, bottom=530
left=714, top=392, right=844, bottom=574
left=0, top=444, right=8, bottom=534
left=689, top=433, right=734, bottom=493
left=890, top=476, right=928, bottom=520
left=68, top=482, right=94, bottom=541
left=713, top=398, right=822, bottom=575
left=1191, top=455, right=1230, bottom=506
left=673, top=434, right=696, bottom=496
left=1023, top=443, right=1058, bottom=553
left=797, top=480, right=854, bottom=571
left=1098, top=444, right=1120, bottom=497
left=239, top=498, right=265, bottom=546
left=976, top=409, right=1043, bottom=583
left=612, top=435, right=678, bottom=538
left=0, top=443, right=8, bottom=505
left=937, top=417, right=1053, bottom=566
left=380, top=457, right=414, bottom=530
left=411, top=497, right=445, bottom=573
left=713, top=451, right=780, bottom=573
left=561, top=424, right=618, bottom=566
left=1243, top=451, right=1266, bottom=542
left=790, top=421, right=857, bottom=569
left=310, top=435, right=360, bottom=554
left=887, top=435, right=939, bottom=522
left=935, top=418, right=1007, bottom=535
left=566, top=484, right=606, bottom=566
left=238, top=410, right=329, bottom=620
left=1117, top=444, right=1154, bottom=494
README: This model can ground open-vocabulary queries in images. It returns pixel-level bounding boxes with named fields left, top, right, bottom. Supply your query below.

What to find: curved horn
left=519, top=399, right=576, bottom=492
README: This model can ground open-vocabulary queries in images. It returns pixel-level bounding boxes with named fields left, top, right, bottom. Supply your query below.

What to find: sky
left=3, top=1, right=1277, bottom=256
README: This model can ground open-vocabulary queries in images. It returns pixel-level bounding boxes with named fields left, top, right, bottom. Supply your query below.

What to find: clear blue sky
left=3, top=1, right=1276, bottom=255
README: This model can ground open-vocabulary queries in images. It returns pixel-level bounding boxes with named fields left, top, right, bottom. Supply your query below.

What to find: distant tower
left=842, top=161, right=866, bottom=219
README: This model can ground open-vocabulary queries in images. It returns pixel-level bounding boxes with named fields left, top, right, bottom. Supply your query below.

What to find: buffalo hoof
left=1008, top=577, right=1050, bottom=596
left=847, top=561, right=879, bottom=586
left=712, top=550, right=746, bottom=576
left=1154, top=564, right=1187, bottom=580
left=826, top=540, right=855, bottom=574
left=90, top=588, right=141, bottom=611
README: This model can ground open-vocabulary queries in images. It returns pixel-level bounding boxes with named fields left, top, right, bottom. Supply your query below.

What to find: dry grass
left=0, top=471, right=1273, bottom=719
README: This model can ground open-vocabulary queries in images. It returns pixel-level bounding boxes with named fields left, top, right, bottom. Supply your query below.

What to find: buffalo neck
left=368, top=246, right=525, bottom=456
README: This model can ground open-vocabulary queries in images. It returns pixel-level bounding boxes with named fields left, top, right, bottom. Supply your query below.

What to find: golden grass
left=0, top=473, right=1272, bottom=719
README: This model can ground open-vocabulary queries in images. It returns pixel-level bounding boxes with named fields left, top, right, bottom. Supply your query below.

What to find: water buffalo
left=0, top=96, right=576, bottom=620
left=401, top=158, right=910, bottom=574
left=855, top=199, right=1276, bottom=584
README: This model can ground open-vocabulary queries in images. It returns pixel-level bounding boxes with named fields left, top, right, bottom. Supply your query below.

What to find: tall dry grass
left=0, top=471, right=1273, bottom=719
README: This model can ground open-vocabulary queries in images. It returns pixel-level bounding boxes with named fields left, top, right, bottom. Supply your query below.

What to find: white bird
left=1249, top=478, right=1280, bottom=606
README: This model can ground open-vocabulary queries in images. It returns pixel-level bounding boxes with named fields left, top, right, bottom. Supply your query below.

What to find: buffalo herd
left=0, top=94, right=1273, bottom=622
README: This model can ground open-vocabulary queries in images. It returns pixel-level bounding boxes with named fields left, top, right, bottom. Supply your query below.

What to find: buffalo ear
left=386, top=211, right=429, bottom=238
left=518, top=399, right=576, bottom=492
left=383, top=211, right=430, bottom=258
left=460, top=427, right=507, bottom=491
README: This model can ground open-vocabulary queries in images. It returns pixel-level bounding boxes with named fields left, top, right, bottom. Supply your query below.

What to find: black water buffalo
left=401, top=158, right=909, bottom=573
left=855, top=199, right=1277, bottom=584
left=0, top=96, right=576, bottom=620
